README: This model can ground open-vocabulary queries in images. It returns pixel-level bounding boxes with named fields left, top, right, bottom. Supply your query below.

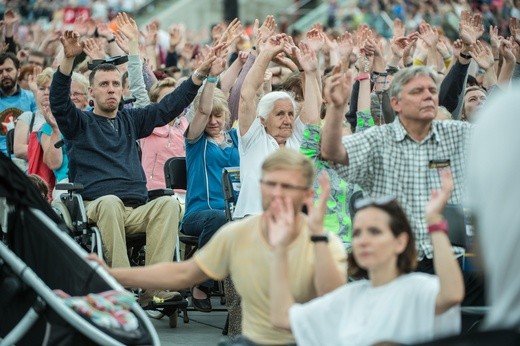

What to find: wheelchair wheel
left=145, top=310, right=165, bottom=320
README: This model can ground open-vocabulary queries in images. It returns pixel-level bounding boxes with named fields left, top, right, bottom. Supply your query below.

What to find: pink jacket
left=140, top=116, right=188, bottom=190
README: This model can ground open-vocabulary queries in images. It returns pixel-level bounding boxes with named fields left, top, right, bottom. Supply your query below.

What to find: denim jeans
left=182, top=209, right=228, bottom=290
left=182, top=209, right=228, bottom=248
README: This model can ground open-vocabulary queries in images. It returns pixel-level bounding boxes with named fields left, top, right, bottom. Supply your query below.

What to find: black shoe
left=192, top=295, right=212, bottom=312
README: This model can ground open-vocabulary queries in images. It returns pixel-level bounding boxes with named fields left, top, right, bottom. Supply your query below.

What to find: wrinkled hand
left=425, top=169, right=453, bottom=220
left=83, top=38, right=105, bottom=60
left=305, top=172, right=331, bottom=235
left=259, top=34, right=287, bottom=57
left=418, top=22, right=439, bottom=48
left=469, top=40, right=494, bottom=70
left=459, top=11, right=484, bottom=45
left=305, top=28, right=325, bottom=53
left=254, top=15, right=277, bottom=46
left=60, top=31, right=85, bottom=59
left=294, top=41, right=318, bottom=72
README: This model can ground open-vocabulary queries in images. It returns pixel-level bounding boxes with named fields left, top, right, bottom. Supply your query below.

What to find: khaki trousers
left=85, top=195, right=180, bottom=268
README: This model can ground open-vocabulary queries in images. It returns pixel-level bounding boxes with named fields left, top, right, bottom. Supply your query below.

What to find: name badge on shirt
left=429, top=160, right=451, bottom=169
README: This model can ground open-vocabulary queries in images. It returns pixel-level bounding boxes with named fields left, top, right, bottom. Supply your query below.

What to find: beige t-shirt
left=194, top=214, right=347, bottom=345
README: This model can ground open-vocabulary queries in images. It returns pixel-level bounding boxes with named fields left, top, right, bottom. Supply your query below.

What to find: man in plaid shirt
left=321, top=66, right=483, bottom=306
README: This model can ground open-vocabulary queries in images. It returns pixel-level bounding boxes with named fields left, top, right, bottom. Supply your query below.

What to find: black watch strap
left=310, top=234, right=329, bottom=243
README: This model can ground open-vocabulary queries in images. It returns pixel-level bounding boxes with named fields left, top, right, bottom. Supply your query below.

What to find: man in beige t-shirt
left=102, top=148, right=347, bottom=345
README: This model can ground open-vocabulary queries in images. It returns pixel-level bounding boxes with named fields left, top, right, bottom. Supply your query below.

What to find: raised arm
left=425, top=169, right=464, bottom=314
left=320, top=66, right=352, bottom=164
left=187, top=47, right=227, bottom=140
left=115, top=12, right=150, bottom=108
left=238, top=34, right=285, bottom=136
left=294, top=41, right=322, bottom=125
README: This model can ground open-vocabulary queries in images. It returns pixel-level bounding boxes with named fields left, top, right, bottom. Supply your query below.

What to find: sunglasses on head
left=354, top=195, right=397, bottom=212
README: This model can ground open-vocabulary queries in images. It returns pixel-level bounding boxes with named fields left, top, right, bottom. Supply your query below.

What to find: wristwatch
left=310, top=234, right=329, bottom=243
left=193, top=70, right=208, bottom=81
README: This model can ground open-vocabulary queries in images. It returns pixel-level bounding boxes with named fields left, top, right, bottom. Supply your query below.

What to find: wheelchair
left=51, top=182, right=190, bottom=328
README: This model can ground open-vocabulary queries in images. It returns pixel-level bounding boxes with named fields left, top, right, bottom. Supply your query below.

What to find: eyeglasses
left=70, top=92, right=87, bottom=98
left=260, top=179, right=310, bottom=192
left=354, top=195, right=397, bottom=212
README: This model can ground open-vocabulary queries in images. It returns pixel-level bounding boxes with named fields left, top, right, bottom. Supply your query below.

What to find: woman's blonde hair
left=148, top=77, right=177, bottom=103
left=192, top=87, right=231, bottom=124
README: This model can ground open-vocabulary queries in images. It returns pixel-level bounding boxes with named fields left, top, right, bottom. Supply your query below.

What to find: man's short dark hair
left=88, top=63, right=121, bottom=86
left=0, top=52, right=20, bottom=69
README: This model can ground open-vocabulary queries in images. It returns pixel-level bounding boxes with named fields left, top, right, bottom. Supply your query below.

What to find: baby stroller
left=0, top=153, right=160, bottom=345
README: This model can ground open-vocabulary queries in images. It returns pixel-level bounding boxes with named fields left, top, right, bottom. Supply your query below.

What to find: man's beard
left=0, top=78, right=16, bottom=94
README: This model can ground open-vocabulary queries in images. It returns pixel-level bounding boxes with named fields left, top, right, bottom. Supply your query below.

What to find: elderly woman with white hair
left=233, top=34, right=321, bottom=218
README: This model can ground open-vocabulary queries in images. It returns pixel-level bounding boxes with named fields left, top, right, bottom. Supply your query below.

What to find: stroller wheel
left=145, top=310, right=165, bottom=320
left=169, top=309, right=178, bottom=328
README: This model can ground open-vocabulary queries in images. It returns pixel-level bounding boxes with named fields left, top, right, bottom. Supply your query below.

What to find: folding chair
left=221, top=167, right=241, bottom=222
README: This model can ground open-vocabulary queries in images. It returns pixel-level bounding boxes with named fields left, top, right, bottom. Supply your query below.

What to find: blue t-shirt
left=183, top=128, right=239, bottom=220
left=0, top=88, right=37, bottom=155
left=38, top=123, right=69, bottom=182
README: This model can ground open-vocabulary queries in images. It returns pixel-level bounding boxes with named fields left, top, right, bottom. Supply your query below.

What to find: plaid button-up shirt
left=336, top=118, right=472, bottom=259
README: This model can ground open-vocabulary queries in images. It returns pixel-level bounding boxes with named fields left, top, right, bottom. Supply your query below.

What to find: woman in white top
left=268, top=169, right=464, bottom=346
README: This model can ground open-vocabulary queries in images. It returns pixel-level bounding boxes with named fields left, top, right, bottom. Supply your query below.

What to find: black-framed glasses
left=260, top=179, right=310, bottom=192
left=354, top=195, right=397, bottom=211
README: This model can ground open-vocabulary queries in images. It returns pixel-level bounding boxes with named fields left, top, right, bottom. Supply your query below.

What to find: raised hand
left=393, top=18, right=405, bottom=38
left=418, top=22, right=439, bottom=48
left=60, top=31, right=85, bottom=59
left=324, top=65, right=352, bottom=108
left=469, top=40, right=495, bottom=71
left=238, top=50, right=249, bottom=64
left=181, top=42, right=196, bottom=61
left=337, top=31, right=354, bottom=60
left=209, top=45, right=228, bottom=76
left=113, top=30, right=129, bottom=54
left=145, top=22, right=158, bottom=48
left=218, top=18, right=242, bottom=46
left=305, top=28, right=325, bottom=54
left=259, top=34, right=287, bottom=58
left=265, top=195, right=297, bottom=249
left=294, top=41, right=318, bottom=72
left=390, top=36, right=410, bottom=58
left=254, top=15, right=277, bottom=46
left=83, top=38, right=105, bottom=60
left=500, top=37, right=516, bottom=63
left=305, top=172, right=331, bottom=235
left=425, top=169, right=453, bottom=220
left=116, top=12, right=139, bottom=42
left=437, top=38, right=452, bottom=59
left=459, top=11, right=484, bottom=45
left=509, top=17, right=520, bottom=45
left=27, top=65, right=42, bottom=94
left=168, top=25, right=183, bottom=51
left=489, top=25, right=500, bottom=51
left=96, top=22, right=113, bottom=39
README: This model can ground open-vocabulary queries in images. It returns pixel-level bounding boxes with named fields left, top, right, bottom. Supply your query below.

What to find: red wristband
left=427, top=219, right=449, bottom=234
left=355, top=73, right=370, bottom=81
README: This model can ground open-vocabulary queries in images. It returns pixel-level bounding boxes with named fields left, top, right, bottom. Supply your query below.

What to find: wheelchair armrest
left=56, top=182, right=84, bottom=191
left=148, top=188, right=175, bottom=200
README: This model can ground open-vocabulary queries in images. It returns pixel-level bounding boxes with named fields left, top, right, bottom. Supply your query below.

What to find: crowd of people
left=1, top=0, right=520, bottom=345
